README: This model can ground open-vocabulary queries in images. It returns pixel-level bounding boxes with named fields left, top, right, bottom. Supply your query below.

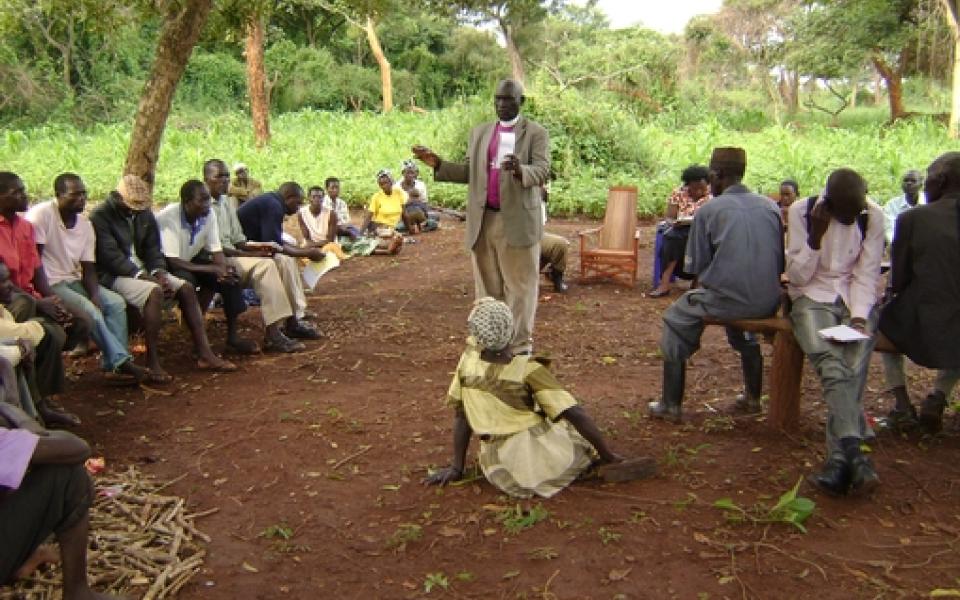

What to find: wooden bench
left=703, top=316, right=896, bottom=431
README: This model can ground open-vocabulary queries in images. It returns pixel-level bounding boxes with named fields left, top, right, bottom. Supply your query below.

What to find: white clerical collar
left=499, top=115, right=520, bottom=127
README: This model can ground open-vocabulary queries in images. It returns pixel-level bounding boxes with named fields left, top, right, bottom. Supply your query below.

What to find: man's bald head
left=925, top=151, right=960, bottom=204
left=494, top=79, right=524, bottom=122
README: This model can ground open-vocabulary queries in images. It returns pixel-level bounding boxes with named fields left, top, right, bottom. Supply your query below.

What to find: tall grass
left=1, top=105, right=957, bottom=217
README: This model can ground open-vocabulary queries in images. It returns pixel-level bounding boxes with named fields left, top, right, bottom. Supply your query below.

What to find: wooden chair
left=578, top=186, right=640, bottom=287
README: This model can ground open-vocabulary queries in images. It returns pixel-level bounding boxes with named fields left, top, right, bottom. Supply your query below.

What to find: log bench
left=703, top=316, right=896, bottom=430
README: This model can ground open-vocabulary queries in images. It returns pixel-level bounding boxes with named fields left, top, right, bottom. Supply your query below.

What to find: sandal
left=648, top=288, right=671, bottom=298
left=144, top=369, right=174, bottom=384
left=197, top=358, right=238, bottom=373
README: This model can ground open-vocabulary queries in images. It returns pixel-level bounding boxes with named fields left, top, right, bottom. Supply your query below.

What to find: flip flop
left=145, top=369, right=174, bottom=384
left=596, top=457, right=658, bottom=483
left=648, top=289, right=671, bottom=298
left=197, top=359, right=238, bottom=373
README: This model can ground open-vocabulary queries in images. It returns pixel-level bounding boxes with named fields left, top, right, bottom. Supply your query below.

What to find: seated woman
left=650, top=165, right=711, bottom=297
left=395, top=161, right=438, bottom=233
left=361, top=170, right=404, bottom=255
left=424, top=298, right=655, bottom=498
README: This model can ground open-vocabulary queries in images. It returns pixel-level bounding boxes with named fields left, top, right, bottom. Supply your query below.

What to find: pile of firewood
left=2, top=466, right=210, bottom=600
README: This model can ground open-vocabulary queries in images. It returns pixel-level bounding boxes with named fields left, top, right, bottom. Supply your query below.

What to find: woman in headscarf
left=424, top=298, right=654, bottom=498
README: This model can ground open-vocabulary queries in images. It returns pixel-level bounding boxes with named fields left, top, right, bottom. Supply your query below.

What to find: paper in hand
left=301, top=254, right=341, bottom=291
left=495, top=131, right=516, bottom=167
left=818, top=325, right=870, bottom=343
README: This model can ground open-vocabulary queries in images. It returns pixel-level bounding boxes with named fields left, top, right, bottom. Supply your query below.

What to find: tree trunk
left=951, top=35, right=960, bottom=138
left=244, top=15, right=270, bottom=147
left=850, top=80, right=858, bottom=108
left=944, top=0, right=960, bottom=138
left=123, top=0, right=213, bottom=183
left=364, top=16, right=392, bottom=113
left=873, top=70, right=883, bottom=106
left=502, top=23, right=525, bottom=84
left=872, top=55, right=907, bottom=120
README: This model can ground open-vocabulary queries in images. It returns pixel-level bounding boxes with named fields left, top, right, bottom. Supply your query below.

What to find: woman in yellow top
left=363, top=169, right=406, bottom=234
left=423, top=298, right=655, bottom=498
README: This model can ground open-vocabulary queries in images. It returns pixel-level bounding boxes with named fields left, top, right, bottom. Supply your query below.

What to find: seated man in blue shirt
left=237, top=182, right=322, bottom=339
left=649, top=147, right=784, bottom=422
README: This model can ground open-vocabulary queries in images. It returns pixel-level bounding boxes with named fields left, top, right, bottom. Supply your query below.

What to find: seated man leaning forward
left=424, top=297, right=655, bottom=498
left=235, top=182, right=322, bottom=339
left=157, top=180, right=256, bottom=357
left=0, top=401, right=124, bottom=600
left=787, top=168, right=884, bottom=497
left=91, top=175, right=236, bottom=376
left=205, top=159, right=307, bottom=353
left=26, top=173, right=149, bottom=383
left=649, top=147, right=784, bottom=422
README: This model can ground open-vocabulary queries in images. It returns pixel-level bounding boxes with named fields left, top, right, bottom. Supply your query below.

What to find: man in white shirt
left=26, top=174, right=148, bottom=382
left=882, top=170, right=923, bottom=245
left=204, top=159, right=308, bottom=353
left=786, top=168, right=884, bottom=497
left=156, top=180, right=255, bottom=358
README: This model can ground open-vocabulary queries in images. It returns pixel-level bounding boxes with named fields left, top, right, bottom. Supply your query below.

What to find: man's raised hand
left=411, top=145, right=440, bottom=169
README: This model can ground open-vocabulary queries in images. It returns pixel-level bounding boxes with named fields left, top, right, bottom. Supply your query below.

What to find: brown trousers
left=471, top=210, right=540, bottom=353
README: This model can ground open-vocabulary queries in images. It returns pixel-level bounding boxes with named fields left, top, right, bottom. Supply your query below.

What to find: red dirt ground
left=56, top=217, right=960, bottom=599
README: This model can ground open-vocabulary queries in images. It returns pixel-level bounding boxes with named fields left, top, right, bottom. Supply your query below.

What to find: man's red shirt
left=0, top=214, right=40, bottom=297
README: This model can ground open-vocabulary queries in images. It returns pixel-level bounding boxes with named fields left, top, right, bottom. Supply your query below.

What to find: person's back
left=686, top=187, right=783, bottom=317
left=237, top=191, right=282, bottom=243
left=898, top=198, right=960, bottom=305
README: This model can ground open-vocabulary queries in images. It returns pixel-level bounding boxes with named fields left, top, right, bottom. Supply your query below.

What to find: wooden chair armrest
left=578, top=226, right=603, bottom=238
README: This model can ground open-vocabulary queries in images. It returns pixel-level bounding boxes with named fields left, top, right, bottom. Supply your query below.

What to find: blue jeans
left=52, top=281, right=131, bottom=371
left=790, top=296, right=878, bottom=460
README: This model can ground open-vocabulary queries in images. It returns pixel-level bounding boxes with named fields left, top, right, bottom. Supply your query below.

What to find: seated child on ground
left=402, top=188, right=431, bottom=235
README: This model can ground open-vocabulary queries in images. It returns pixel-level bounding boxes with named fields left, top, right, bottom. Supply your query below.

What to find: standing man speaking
left=412, top=79, right=550, bottom=353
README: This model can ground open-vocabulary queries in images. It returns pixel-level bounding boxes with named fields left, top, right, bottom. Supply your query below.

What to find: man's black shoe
left=848, top=455, right=880, bottom=497
left=809, top=458, right=850, bottom=497
left=919, top=391, right=948, bottom=434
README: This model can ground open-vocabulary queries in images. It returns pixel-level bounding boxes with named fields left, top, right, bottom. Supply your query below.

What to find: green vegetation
left=713, top=478, right=816, bottom=533
left=1, top=0, right=958, bottom=217
left=496, top=502, right=549, bottom=534
left=2, top=98, right=952, bottom=217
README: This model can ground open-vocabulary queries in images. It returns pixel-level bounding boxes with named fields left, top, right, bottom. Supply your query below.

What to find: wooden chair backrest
left=599, top=186, right=638, bottom=250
